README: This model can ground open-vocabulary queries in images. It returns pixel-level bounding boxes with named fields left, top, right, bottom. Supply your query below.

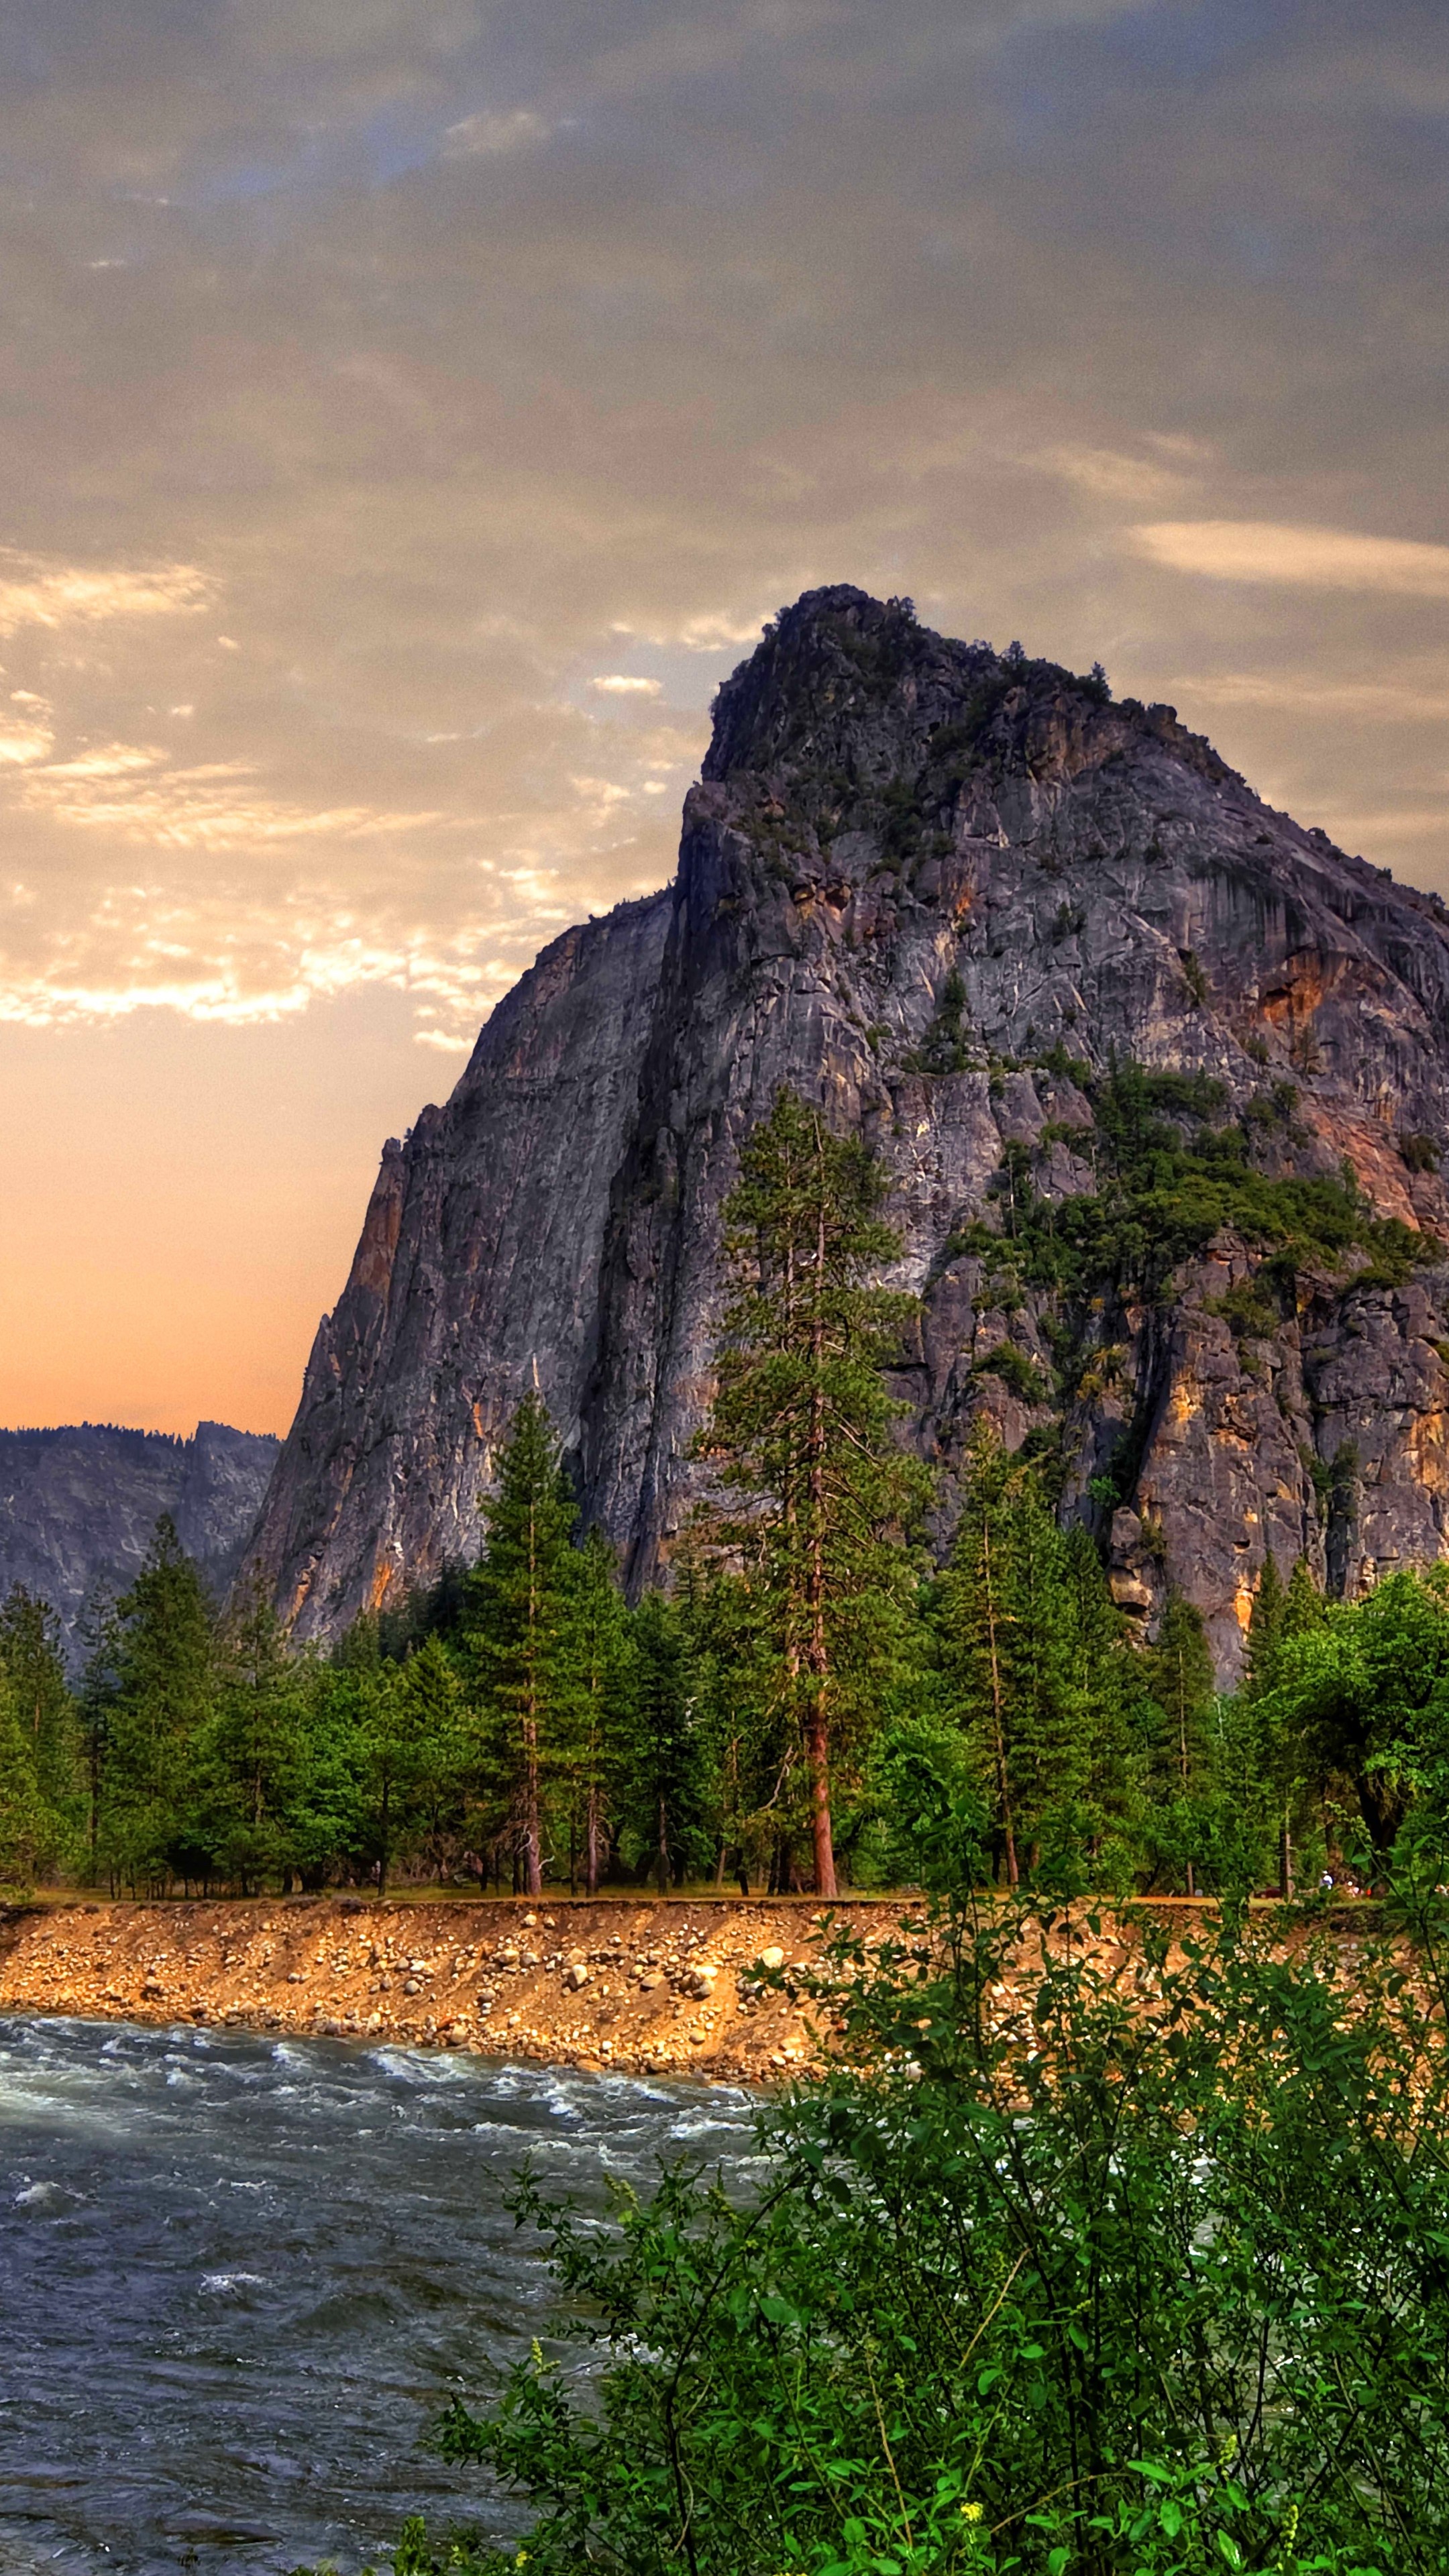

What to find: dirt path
left=0, top=1894, right=912, bottom=2080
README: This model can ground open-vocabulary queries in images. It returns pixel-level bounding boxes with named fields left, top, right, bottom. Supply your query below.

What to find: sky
left=2, top=0, right=1447, bottom=1437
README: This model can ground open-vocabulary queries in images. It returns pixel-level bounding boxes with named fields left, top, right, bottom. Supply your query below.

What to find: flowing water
left=0, top=2012, right=758, bottom=2576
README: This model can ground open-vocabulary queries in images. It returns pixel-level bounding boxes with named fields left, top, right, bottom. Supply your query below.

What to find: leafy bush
left=972, top=1341, right=1051, bottom=1403
left=421, top=1898, right=1449, bottom=2576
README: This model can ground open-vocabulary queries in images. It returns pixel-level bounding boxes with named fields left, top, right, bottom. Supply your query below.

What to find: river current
left=0, top=2012, right=757, bottom=2575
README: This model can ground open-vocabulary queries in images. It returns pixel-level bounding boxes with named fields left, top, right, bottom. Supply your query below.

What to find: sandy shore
left=0, top=1894, right=912, bottom=2079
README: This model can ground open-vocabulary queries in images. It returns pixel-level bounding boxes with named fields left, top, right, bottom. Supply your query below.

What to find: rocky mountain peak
left=241, top=590, right=1449, bottom=1678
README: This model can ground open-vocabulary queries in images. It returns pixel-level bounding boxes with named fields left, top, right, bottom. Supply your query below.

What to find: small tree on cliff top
left=696, top=1087, right=928, bottom=1896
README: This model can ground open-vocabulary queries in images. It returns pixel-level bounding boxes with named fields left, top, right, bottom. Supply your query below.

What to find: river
left=0, top=2012, right=758, bottom=2575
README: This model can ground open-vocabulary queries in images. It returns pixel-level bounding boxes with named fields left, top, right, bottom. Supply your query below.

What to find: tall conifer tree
left=100, top=1516, right=216, bottom=1888
left=1143, top=1591, right=1218, bottom=1894
left=556, top=1526, right=630, bottom=1896
left=943, top=1425, right=1088, bottom=1884
left=464, top=1393, right=578, bottom=1894
left=697, top=1088, right=929, bottom=1896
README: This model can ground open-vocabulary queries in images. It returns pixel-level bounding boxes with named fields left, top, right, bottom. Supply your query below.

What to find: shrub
left=422, top=1898, right=1449, bottom=2575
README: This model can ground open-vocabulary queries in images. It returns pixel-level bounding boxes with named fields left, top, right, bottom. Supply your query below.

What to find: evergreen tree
left=200, top=1583, right=310, bottom=1890
left=1059, top=1525, right=1138, bottom=1878
left=0, top=1666, right=48, bottom=1888
left=463, top=1393, right=578, bottom=1895
left=349, top=1658, right=441, bottom=1895
left=941, top=1425, right=1089, bottom=1884
left=1241, top=1552, right=1326, bottom=1893
left=1244, top=1548, right=1287, bottom=1695
left=0, top=1586, right=78, bottom=1826
left=623, top=1590, right=703, bottom=1892
left=398, top=1635, right=470, bottom=1884
left=1142, top=1591, right=1218, bottom=1894
left=697, top=1088, right=930, bottom=1896
left=555, top=1526, right=631, bottom=1895
left=99, top=1516, right=217, bottom=1889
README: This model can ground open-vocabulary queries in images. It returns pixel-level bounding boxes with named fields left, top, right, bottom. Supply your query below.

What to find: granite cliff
left=0, top=1420, right=280, bottom=1658
left=244, top=588, right=1449, bottom=1679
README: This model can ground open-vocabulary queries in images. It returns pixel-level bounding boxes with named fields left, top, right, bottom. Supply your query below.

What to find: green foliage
left=89, top=1515, right=219, bottom=1888
left=971, top=1341, right=1051, bottom=1404
left=1263, top=1564, right=1449, bottom=1858
left=999, top=1059, right=1427, bottom=1307
left=695, top=1087, right=932, bottom=1895
left=461, top=1393, right=581, bottom=1896
left=615, top=1590, right=706, bottom=1892
left=0, top=1586, right=78, bottom=1879
left=940, top=1427, right=1128, bottom=1889
left=1203, top=1280, right=1279, bottom=1340
left=427, top=1898, right=1449, bottom=2574
left=910, top=970, right=977, bottom=1075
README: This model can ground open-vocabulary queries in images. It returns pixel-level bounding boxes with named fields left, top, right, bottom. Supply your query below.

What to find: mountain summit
left=243, top=588, right=1449, bottom=1676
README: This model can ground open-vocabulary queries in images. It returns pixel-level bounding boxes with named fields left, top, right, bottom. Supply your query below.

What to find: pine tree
left=0, top=1587, right=78, bottom=1817
left=1059, top=1525, right=1138, bottom=1876
left=398, top=1635, right=470, bottom=1884
left=1241, top=1552, right=1325, bottom=1895
left=201, top=1585, right=312, bottom=1892
left=1244, top=1548, right=1287, bottom=1695
left=555, top=1526, right=630, bottom=1896
left=99, top=1516, right=217, bottom=1889
left=624, top=1590, right=702, bottom=1893
left=463, top=1393, right=578, bottom=1895
left=0, top=1668, right=48, bottom=1888
left=697, top=1088, right=930, bottom=1896
left=352, top=1660, right=436, bottom=1896
left=942, top=1424, right=1089, bottom=1884
left=1142, top=1591, right=1217, bottom=1894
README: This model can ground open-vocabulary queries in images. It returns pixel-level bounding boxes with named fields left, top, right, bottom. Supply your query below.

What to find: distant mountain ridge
left=0, top=1419, right=280, bottom=1658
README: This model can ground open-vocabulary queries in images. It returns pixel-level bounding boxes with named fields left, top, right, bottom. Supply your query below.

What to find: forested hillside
left=6, top=1090, right=1448, bottom=1904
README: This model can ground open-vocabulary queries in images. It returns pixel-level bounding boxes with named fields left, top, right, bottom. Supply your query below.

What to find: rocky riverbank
left=0, top=1895, right=904, bottom=2079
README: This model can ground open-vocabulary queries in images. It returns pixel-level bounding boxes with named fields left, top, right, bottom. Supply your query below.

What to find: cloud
left=15, top=747, right=454, bottom=852
left=1171, top=672, right=1449, bottom=724
left=0, top=552, right=215, bottom=637
left=1130, top=522, right=1449, bottom=598
left=443, top=107, right=552, bottom=157
left=588, top=672, right=663, bottom=696
left=1036, top=443, right=1191, bottom=506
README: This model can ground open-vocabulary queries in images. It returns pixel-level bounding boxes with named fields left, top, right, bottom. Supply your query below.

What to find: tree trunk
left=807, top=1711, right=837, bottom=1898
left=585, top=1787, right=601, bottom=1899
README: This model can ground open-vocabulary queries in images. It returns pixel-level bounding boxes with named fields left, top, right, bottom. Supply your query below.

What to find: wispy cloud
left=1037, top=444, right=1191, bottom=506
left=1131, top=523, right=1449, bottom=598
left=588, top=672, right=663, bottom=696
left=15, top=746, right=454, bottom=852
left=443, top=107, right=552, bottom=157
left=1171, top=672, right=1449, bottom=723
left=0, top=551, right=215, bottom=636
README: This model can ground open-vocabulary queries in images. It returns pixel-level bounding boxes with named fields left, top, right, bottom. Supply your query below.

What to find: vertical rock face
left=0, top=1421, right=280, bottom=1659
left=244, top=588, right=1449, bottom=1678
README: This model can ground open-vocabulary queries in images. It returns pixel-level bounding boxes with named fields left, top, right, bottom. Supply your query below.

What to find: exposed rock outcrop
left=0, top=1421, right=280, bottom=1658
left=242, top=588, right=1449, bottom=1679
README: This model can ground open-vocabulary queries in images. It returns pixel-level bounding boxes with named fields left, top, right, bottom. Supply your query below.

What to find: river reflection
left=0, top=2013, right=757, bottom=2575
